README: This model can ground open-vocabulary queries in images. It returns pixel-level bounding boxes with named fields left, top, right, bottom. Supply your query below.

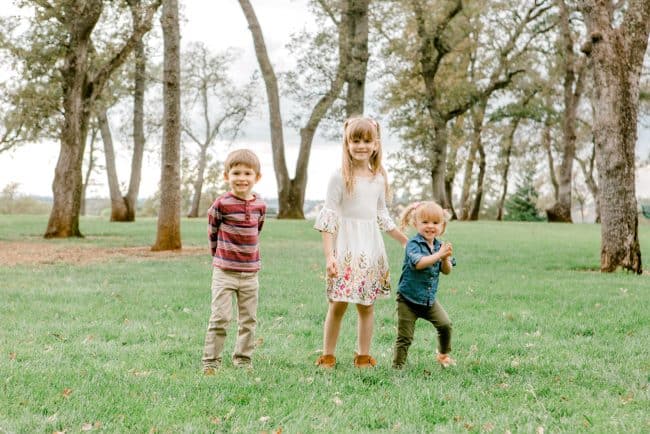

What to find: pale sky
left=0, top=0, right=348, bottom=201
left=0, top=0, right=648, bottom=201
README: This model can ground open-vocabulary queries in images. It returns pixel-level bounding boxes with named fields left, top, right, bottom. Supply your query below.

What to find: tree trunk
left=44, top=2, right=103, bottom=238
left=429, top=118, right=450, bottom=208
left=44, top=0, right=160, bottom=237
left=546, top=0, right=585, bottom=223
left=277, top=179, right=306, bottom=219
left=152, top=0, right=182, bottom=251
left=459, top=141, right=478, bottom=220
left=469, top=138, right=486, bottom=221
left=444, top=115, right=464, bottom=220
left=581, top=0, right=648, bottom=273
left=576, top=140, right=600, bottom=223
left=239, top=0, right=350, bottom=218
left=188, top=143, right=208, bottom=218
left=80, top=128, right=99, bottom=216
left=344, top=0, right=369, bottom=117
left=125, top=0, right=148, bottom=222
left=496, top=120, right=519, bottom=221
left=542, top=117, right=559, bottom=201
left=98, top=109, right=129, bottom=221
left=461, top=103, right=486, bottom=220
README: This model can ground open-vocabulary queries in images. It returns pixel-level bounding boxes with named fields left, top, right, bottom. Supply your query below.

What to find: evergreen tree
left=504, top=174, right=544, bottom=221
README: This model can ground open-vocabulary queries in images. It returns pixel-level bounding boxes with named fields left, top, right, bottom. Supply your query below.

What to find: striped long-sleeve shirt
left=208, top=192, right=266, bottom=272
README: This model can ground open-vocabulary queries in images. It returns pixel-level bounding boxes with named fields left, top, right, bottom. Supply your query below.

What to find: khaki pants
left=392, top=294, right=452, bottom=368
left=202, top=267, right=259, bottom=368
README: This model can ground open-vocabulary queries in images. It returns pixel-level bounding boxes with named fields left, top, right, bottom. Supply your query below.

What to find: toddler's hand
left=326, top=256, right=338, bottom=278
left=439, top=242, right=453, bottom=259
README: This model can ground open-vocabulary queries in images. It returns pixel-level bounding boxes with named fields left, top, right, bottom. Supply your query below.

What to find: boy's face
left=225, top=163, right=260, bottom=199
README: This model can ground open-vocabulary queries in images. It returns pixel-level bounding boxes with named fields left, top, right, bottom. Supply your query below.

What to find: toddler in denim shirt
left=393, top=201, right=456, bottom=369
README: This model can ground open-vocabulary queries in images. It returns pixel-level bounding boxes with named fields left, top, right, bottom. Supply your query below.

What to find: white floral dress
left=314, top=171, right=396, bottom=305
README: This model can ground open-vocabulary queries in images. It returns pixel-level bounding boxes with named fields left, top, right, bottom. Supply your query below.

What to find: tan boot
left=315, top=354, right=336, bottom=368
left=353, top=353, right=377, bottom=368
left=436, top=353, right=456, bottom=368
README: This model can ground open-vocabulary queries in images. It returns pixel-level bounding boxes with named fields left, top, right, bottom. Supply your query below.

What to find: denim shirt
left=397, top=233, right=456, bottom=307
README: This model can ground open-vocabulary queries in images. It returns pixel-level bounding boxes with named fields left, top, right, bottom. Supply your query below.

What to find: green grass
left=1, top=215, right=649, bottom=433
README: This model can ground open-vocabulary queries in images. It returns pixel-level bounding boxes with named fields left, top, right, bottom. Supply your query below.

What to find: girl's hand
left=326, top=255, right=338, bottom=278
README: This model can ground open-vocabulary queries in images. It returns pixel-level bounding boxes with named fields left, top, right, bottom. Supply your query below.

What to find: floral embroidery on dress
left=327, top=249, right=391, bottom=305
left=314, top=207, right=340, bottom=234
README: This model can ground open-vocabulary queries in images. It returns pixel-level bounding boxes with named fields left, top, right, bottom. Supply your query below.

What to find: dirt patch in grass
left=0, top=241, right=207, bottom=266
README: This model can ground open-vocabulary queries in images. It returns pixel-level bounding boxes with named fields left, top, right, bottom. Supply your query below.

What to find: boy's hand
left=326, top=255, right=338, bottom=278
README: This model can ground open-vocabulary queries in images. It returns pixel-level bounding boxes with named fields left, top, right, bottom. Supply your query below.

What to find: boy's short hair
left=224, top=149, right=261, bottom=174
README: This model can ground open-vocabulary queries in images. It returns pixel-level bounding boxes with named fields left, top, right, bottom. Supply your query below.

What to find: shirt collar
left=412, top=233, right=440, bottom=250
left=227, top=191, right=257, bottom=202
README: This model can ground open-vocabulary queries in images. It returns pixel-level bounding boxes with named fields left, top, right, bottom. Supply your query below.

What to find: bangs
left=347, top=119, right=377, bottom=142
left=415, top=203, right=445, bottom=222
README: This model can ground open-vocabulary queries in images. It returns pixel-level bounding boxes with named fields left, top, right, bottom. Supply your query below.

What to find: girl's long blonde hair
left=399, top=201, right=451, bottom=232
left=341, top=116, right=389, bottom=198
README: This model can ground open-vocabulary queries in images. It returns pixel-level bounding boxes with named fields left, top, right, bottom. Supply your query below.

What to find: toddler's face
left=225, top=163, right=260, bottom=199
left=414, top=216, right=445, bottom=243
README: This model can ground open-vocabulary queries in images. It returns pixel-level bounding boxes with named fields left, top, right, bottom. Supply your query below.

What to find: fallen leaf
left=482, top=422, right=494, bottom=432
left=62, top=388, right=73, bottom=398
left=47, top=414, right=58, bottom=423
left=536, top=427, right=544, bottom=434
left=255, top=337, right=264, bottom=346
left=274, top=428, right=283, bottom=434
left=259, top=416, right=270, bottom=423
left=210, top=417, right=221, bottom=425
left=332, top=396, right=343, bottom=406
left=81, top=423, right=93, bottom=431
left=463, top=422, right=474, bottom=430
left=9, top=352, right=16, bottom=360
left=83, top=335, right=94, bottom=344
left=620, top=392, right=634, bottom=404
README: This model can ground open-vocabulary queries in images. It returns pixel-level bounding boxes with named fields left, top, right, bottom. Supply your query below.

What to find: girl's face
left=414, top=214, right=445, bottom=243
left=347, top=135, right=377, bottom=165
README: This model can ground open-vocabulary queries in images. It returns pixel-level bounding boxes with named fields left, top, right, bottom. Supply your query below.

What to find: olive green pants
left=202, top=267, right=259, bottom=368
left=392, top=294, right=452, bottom=368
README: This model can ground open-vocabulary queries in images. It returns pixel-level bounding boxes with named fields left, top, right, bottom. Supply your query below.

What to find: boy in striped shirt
left=202, top=149, right=266, bottom=374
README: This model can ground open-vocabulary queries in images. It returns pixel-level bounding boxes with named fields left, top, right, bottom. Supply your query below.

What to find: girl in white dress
left=314, top=116, right=408, bottom=368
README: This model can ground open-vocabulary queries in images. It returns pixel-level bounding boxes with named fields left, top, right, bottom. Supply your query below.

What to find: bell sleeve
left=376, top=180, right=396, bottom=232
left=314, top=173, right=342, bottom=234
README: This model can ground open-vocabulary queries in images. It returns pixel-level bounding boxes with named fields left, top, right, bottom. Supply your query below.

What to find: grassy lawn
left=1, top=215, right=649, bottom=433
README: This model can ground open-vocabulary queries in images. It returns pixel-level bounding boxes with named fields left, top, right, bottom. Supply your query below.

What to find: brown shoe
left=353, top=353, right=377, bottom=368
left=315, top=354, right=336, bottom=368
left=436, top=353, right=456, bottom=368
